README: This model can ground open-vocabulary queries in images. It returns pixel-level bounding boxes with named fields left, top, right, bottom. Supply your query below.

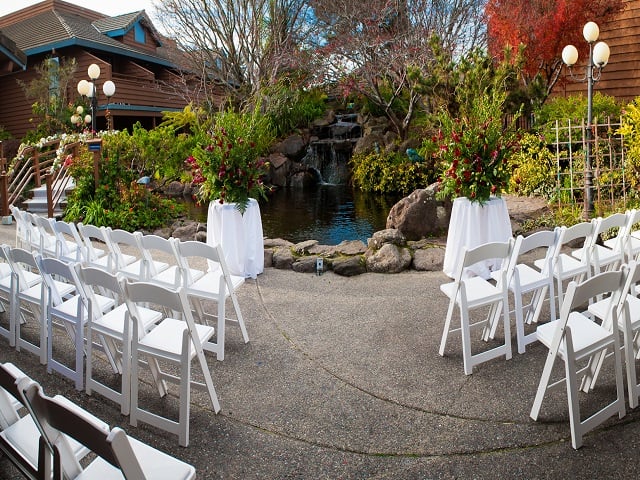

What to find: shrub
left=509, top=133, right=556, bottom=198
left=350, top=150, right=435, bottom=195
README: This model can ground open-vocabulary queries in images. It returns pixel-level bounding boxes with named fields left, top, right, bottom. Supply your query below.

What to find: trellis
left=551, top=117, right=628, bottom=213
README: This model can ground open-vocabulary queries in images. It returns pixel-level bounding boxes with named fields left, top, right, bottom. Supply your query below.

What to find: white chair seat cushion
left=75, top=435, right=195, bottom=480
left=138, top=318, right=215, bottom=359
left=440, top=276, right=503, bottom=308
left=537, top=313, right=613, bottom=358
left=589, top=294, right=640, bottom=331
left=509, top=264, right=550, bottom=293
left=188, top=270, right=243, bottom=298
left=537, top=253, right=586, bottom=280
left=149, top=265, right=182, bottom=287
left=92, top=304, right=162, bottom=337
left=0, top=415, right=89, bottom=469
left=53, top=294, right=114, bottom=320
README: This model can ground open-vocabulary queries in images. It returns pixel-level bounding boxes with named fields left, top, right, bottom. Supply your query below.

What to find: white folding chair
left=9, top=248, right=75, bottom=365
left=495, top=228, right=560, bottom=354
left=51, top=220, right=86, bottom=263
left=136, top=234, right=181, bottom=287
left=587, top=260, right=640, bottom=408
left=21, top=212, right=52, bottom=254
left=106, top=229, right=158, bottom=281
left=9, top=205, right=31, bottom=250
left=36, top=256, right=115, bottom=390
left=77, top=222, right=116, bottom=272
left=536, top=221, right=594, bottom=316
left=173, top=240, right=248, bottom=361
left=0, top=363, right=90, bottom=480
left=78, top=265, right=162, bottom=415
left=530, top=269, right=627, bottom=449
left=124, top=280, right=220, bottom=447
left=612, top=209, right=640, bottom=262
left=574, top=213, right=627, bottom=275
left=31, top=215, right=64, bottom=258
left=0, top=245, right=16, bottom=345
left=439, top=240, right=513, bottom=375
left=22, top=382, right=196, bottom=480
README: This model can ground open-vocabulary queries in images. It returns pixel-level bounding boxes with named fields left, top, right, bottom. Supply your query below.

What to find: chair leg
left=439, top=298, right=456, bottom=356
left=230, top=291, right=249, bottom=343
left=563, top=341, right=583, bottom=449
left=530, top=344, right=559, bottom=421
left=179, top=342, right=191, bottom=448
left=460, top=306, right=474, bottom=376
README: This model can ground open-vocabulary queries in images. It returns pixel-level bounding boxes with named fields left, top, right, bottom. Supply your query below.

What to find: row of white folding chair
left=530, top=267, right=630, bottom=449
left=0, top=362, right=196, bottom=479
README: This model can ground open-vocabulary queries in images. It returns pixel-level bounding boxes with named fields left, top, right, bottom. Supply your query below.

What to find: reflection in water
left=182, top=185, right=400, bottom=245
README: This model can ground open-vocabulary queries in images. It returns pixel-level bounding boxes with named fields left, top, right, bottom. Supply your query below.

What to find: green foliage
left=262, top=81, right=326, bottom=137
left=350, top=150, right=435, bottom=195
left=535, top=93, right=623, bottom=141
left=509, top=133, right=556, bottom=198
left=617, top=97, right=640, bottom=192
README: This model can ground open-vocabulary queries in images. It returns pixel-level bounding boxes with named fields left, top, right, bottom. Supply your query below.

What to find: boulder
left=332, top=256, right=366, bottom=276
left=365, top=243, right=412, bottom=273
left=386, top=186, right=452, bottom=241
left=292, top=256, right=319, bottom=273
left=272, top=134, right=307, bottom=161
left=172, top=222, right=198, bottom=242
left=272, top=247, right=294, bottom=269
left=412, top=247, right=445, bottom=271
left=368, top=229, right=406, bottom=249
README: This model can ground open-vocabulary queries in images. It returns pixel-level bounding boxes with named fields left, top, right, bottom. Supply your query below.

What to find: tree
left=155, top=0, right=315, bottom=107
left=309, top=0, right=487, bottom=140
left=485, top=0, right=625, bottom=105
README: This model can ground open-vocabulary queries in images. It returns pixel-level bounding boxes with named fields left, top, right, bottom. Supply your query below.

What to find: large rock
left=386, top=186, right=452, bottom=241
left=272, top=134, right=307, bottom=161
left=365, top=243, right=411, bottom=273
left=332, top=256, right=366, bottom=276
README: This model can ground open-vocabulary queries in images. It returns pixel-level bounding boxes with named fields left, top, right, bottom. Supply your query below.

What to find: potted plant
left=435, top=91, right=520, bottom=204
left=186, top=108, right=273, bottom=214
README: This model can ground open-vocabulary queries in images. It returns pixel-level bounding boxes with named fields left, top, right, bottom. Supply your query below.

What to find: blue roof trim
left=105, top=28, right=126, bottom=38
left=24, top=39, right=174, bottom=68
left=98, top=105, right=181, bottom=113
left=0, top=44, right=27, bottom=70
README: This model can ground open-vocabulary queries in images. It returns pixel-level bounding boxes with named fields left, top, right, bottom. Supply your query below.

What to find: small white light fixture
left=84, top=114, right=92, bottom=124
left=593, top=41, right=611, bottom=67
left=88, top=63, right=101, bottom=80
left=562, top=45, right=579, bottom=66
left=70, top=114, right=78, bottom=124
left=77, top=79, right=90, bottom=96
left=103, top=80, right=116, bottom=98
left=583, top=21, right=600, bottom=43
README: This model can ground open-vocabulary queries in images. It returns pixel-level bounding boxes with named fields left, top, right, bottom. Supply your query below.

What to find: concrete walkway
left=0, top=221, right=639, bottom=479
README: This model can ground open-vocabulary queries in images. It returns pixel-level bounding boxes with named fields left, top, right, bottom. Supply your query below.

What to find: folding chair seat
left=494, top=228, right=560, bottom=354
left=573, top=213, right=627, bottom=275
left=77, top=223, right=115, bottom=272
left=530, top=269, right=627, bottom=449
left=136, top=234, right=186, bottom=288
left=8, top=248, right=75, bottom=365
left=22, top=382, right=196, bottom=480
left=36, top=256, right=115, bottom=390
left=535, top=221, right=594, bottom=317
left=124, top=280, right=221, bottom=447
left=77, top=265, right=162, bottom=415
left=51, top=220, right=86, bottom=263
left=0, top=363, right=90, bottom=480
left=173, top=240, right=248, bottom=361
left=587, top=260, right=640, bottom=408
left=439, top=240, right=513, bottom=375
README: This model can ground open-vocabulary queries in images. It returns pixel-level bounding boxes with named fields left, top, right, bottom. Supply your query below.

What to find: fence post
left=87, top=139, right=102, bottom=188
left=45, top=172, right=53, bottom=218
left=0, top=170, right=8, bottom=218
left=34, top=149, right=41, bottom=187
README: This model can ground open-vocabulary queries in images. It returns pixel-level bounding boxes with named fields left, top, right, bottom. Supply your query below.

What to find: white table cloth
left=442, top=196, right=512, bottom=279
left=206, top=198, right=264, bottom=279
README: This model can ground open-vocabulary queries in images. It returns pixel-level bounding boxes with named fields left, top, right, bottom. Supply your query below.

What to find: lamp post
left=76, top=64, right=116, bottom=134
left=562, top=21, right=611, bottom=219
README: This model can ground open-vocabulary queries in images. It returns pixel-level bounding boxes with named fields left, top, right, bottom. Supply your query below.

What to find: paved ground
left=1, top=215, right=640, bottom=479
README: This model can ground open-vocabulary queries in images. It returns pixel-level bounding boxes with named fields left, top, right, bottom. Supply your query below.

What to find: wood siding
left=557, top=0, right=640, bottom=102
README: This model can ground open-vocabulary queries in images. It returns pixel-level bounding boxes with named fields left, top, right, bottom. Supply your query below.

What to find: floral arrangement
left=436, top=92, right=520, bottom=204
left=186, top=109, right=274, bottom=213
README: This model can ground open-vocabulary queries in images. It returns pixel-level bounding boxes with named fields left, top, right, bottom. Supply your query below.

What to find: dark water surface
left=182, top=185, right=400, bottom=245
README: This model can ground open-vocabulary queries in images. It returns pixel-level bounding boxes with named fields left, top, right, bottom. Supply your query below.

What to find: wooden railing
left=0, top=139, right=79, bottom=217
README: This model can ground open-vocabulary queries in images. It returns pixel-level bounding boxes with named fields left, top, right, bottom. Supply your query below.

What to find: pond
left=181, top=185, right=401, bottom=245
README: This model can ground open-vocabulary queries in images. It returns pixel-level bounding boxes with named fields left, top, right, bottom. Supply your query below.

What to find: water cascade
left=302, top=114, right=362, bottom=185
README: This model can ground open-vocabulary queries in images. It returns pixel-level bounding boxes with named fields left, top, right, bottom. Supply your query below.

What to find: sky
left=0, top=0, right=158, bottom=19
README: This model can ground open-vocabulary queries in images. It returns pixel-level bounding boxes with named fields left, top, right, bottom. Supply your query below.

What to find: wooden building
left=557, top=0, right=640, bottom=102
left=0, top=0, right=204, bottom=139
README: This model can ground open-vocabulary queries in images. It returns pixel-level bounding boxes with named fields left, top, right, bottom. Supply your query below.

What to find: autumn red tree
left=485, top=0, right=624, bottom=103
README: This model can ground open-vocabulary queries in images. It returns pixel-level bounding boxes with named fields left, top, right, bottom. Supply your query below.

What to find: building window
left=134, top=23, right=146, bottom=44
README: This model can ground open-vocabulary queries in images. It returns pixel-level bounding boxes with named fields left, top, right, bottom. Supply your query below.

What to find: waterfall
left=302, top=114, right=361, bottom=185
